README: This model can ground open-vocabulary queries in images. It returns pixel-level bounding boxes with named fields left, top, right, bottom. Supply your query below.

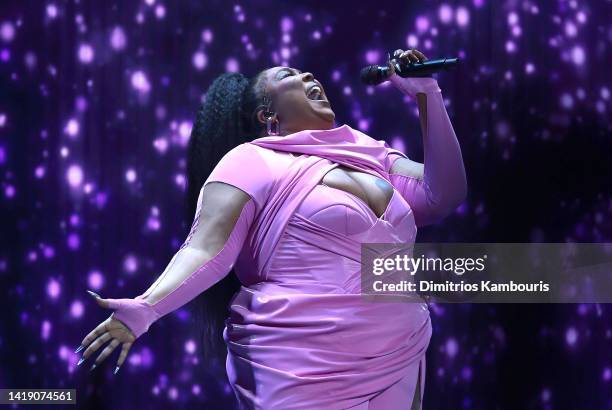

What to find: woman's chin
left=312, top=105, right=335, bottom=124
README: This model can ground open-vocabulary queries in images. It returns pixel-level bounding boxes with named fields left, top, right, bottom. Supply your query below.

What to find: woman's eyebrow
left=275, top=67, right=302, bottom=79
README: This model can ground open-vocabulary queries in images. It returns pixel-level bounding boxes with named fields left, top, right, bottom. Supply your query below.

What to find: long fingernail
left=86, top=290, right=100, bottom=298
left=77, top=357, right=85, bottom=366
left=89, top=363, right=97, bottom=371
left=74, top=345, right=84, bottom=354
left=113, top=366, right=120, bottom=375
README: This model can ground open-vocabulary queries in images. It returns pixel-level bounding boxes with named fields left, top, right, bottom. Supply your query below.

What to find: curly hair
left=185, top=70, right=269, bottom=365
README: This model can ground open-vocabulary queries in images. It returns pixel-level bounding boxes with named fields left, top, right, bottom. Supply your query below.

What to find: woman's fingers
left=87, top=289, right=123, bottom=310
left=79, top=331, right=112, bottom=365
left=86, top=290, right=100, bottom=299
left=79, top=319, right=109, bottom=352
left=413, top=49, right=428, bottom=61
left=76, top=316, right=136, bottom=372
left=114, top=342, right=134, bottom=374
left=86, top=290, right=110, bottom=308
left=400, top=50, right=420, bottom=63
left=76, top=291, right=139, bottom=373
left=393, top=48, right=428, bottom=64
left=90, top=339, right=121, bottom=371
left=386, top=53, right=396, bottom=76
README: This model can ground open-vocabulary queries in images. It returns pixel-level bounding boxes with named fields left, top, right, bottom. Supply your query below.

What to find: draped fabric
left=250, top=123, right=407, bottom=181
left=205, top=124, right=431, bottom=409
left=242, top=123, right=409, bottom=279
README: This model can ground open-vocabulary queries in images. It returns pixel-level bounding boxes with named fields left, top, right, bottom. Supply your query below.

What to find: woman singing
left=76, top=48, right=467, bottom=409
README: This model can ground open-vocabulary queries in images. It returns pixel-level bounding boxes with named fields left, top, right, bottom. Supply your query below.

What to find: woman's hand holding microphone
left=385, top=48, right=442, bottom=97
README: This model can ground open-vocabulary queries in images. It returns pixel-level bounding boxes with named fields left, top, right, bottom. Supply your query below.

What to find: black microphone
left=360, top=57, right=460, bottom=85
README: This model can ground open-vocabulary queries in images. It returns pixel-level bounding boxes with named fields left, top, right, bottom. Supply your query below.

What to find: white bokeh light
left=131, top=70, right=151, bottom=93
left=110, top=26, right=127, bottom=50
left=66, top=165, right=84, bottom=187
left=571, top=46, right=585, bottom=65
left=438, top=5, right=453, bottom=24
left=192, top=51, right=207, bottom=70
left=0, top=22, right=15, bottom=42
left=455, top=7, right=470, bottom=26
left=64, top=118, right=79, bottom=137
left=78, top=43, right=94, bottom=64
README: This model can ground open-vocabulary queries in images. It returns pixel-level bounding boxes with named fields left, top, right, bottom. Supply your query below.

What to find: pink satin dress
left=108, top=85, right=466, bottom=409
left=224, top=179, right=432, bottom=409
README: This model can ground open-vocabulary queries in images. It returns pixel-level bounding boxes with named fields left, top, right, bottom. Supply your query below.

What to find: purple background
left=1, top=0, right=611, bottom=409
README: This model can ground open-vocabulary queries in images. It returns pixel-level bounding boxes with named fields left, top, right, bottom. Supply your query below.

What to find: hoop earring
left=262, top=93, right=280, bottom=136
left=265, top=113, right=280, bottom=136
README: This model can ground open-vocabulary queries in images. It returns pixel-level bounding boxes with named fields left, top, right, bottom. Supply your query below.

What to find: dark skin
left=254, top=48, right=429, bottom=217
left=255, top=66, right=336, bottom=137
left=78, top=50, right=430, bottom=403
left=248, top=50, right=430, bottom=410
left=253, top=47, right=428, bottom=137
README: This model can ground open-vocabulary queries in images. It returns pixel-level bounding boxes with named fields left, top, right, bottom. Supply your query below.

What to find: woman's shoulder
left=245, top=141, right=297, bottom=160
left=234, top=142, right=297, bottom=172
left=225, top=141, right=295, bottom=163
left=205, top=142, right=294, bottom=208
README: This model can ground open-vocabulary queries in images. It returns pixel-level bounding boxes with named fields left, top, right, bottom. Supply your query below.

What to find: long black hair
left=185, top=70, right=268, bottom=364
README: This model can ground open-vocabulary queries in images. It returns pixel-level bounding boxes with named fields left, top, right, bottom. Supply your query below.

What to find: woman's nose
left=301, top=72, right=314, bottom=81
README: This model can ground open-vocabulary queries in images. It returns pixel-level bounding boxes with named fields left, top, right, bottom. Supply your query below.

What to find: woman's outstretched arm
left=84, top=182, right=255, bottom=342
left=78, top=143, right=274, bottom=373
left=386, top=73, right=467, bottom=227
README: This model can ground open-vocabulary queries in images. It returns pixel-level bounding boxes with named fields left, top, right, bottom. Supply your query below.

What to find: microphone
left=360, top=57, right=460, bottom=85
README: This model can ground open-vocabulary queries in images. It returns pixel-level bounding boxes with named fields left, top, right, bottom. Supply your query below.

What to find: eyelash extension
left=281, top=69, right=303, bottom=79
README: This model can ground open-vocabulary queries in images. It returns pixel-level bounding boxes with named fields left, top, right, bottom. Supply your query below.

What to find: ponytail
left=185, top=70, right=267, bottom=364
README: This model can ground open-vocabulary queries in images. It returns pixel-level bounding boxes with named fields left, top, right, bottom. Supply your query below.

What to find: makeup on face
left=265, top=66, right=335, bottom=131
left=273, top=67, right=328, bottom=102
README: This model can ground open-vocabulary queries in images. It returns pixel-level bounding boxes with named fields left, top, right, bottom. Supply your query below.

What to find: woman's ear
left=256, top=109, right=267, bottom=126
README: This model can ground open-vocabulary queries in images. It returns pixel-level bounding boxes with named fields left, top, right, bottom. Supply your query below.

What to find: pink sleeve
left=204, top=143, right=275, bottom=211
left=109, top=198, right=256, bottom=338
left=386, top=86, right=467, bottom=227
left=104, top=144, right=278, bottom=338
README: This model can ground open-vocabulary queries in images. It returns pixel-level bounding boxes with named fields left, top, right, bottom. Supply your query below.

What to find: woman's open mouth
left=306, top=85, right=326, bottom=102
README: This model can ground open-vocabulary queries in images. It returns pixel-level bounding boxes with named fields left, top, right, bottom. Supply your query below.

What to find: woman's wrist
left=110, top=297, right=161, bottom=338
left=388, top=73, right=441, bottom=97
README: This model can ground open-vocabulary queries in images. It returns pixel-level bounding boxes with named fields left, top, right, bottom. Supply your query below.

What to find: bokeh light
left=2, top=1, right=610, bottom=409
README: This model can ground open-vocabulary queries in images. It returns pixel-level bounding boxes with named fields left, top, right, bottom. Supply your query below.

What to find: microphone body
left=360, top=57, right=460, bottom=85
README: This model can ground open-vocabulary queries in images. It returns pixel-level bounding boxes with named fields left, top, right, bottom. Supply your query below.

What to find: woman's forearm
left=417, top=90, right=467, bottom=208
left=108, top=185, right=256, bottom=338
left=388, top=77, right=467, bottom=226
left=109, top=246, right=226, bottom=338
left=136, top=246, right=221, bottom=305
left=416, top=93, right=428, bottom=138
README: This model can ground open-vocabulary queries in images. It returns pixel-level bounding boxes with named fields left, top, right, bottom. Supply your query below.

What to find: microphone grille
left=360, top=65, right=385, bottom=85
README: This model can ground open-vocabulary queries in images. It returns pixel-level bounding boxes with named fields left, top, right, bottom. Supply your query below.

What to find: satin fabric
left=215, top=124, right=432, bottom=409
left=249, top=123, right=407, bottom=179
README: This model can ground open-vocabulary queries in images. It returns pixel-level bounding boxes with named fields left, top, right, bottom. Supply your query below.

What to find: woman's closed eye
left=282, top=70, right=300, bottom=79
left=277, top=68, right=301, bottom=80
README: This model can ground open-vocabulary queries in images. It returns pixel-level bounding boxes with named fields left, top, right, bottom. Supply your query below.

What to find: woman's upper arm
left=185, top=181, right=255, bottom=255
left=382, top=139, right=423, bottom=180
left=184, top=142, right=277, bottom=253
left=202, top=143, right=275, bottom=212
left=389, top=156, right=424, bottom=180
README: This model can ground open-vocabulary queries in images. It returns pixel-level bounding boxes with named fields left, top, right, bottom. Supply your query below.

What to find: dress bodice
left=208, top=125, right=437, bottom=409
left=264, top=181, right=418, bottom=293
left=294, top=183, right=417, bottom=241
left=225, top=176, right=431, bottom=410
